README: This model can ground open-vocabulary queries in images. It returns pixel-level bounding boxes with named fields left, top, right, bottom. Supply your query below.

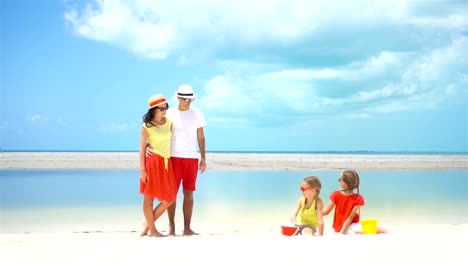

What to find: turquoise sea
left=1, top=168, right=467, bottom=234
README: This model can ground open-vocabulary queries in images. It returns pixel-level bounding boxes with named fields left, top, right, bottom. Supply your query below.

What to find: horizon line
left=1, top=150, right=467, bottom=155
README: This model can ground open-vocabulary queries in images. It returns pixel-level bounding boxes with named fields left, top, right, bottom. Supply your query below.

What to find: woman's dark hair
left=142, top=104, right=169, bottom=127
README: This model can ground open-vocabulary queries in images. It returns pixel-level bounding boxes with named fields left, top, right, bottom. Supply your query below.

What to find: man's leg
left=182, top=189, right=198, bottom=235
left=168, top=157, right=182, bottom=235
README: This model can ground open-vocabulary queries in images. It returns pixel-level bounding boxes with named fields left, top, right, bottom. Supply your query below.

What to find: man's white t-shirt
left=166, top=107, right=206, bottom=159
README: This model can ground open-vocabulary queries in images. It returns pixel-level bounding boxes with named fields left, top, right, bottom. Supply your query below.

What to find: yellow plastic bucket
left=360, top=219, right=378, bottom=234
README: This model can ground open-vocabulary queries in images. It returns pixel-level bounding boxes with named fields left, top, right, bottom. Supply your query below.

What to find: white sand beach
left=1, top=152, right=467, bottom=170
left=1, top=225, right=467, bottom=264
left=1, top=152, right=467, bottom=263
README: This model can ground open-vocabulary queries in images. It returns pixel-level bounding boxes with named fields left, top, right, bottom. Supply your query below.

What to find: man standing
left=166, top=84, right=206, bottom=235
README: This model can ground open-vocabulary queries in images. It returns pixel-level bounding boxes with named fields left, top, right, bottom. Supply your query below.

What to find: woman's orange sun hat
left=148, top=94, right=167, bottom=109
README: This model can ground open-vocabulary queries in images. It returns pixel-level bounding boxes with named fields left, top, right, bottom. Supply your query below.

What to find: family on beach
left=138, top=84, right=386, bottom=237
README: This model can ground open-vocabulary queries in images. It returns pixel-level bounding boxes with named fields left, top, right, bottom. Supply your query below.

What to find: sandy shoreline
left=1, top=225, right=467, bottom=264
left=1, top=152, right=467, bottom=263
left=0, top=152, right=467, bottom=170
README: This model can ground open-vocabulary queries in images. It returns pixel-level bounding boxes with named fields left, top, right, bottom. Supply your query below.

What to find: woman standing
left=139, top=94, right=177, bottom=237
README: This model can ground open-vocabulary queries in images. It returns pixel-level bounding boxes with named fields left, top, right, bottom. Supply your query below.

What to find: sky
left=1, top=0, right=467, bottom=152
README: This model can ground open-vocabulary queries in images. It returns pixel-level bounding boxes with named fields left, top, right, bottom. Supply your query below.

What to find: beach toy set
left=281, top=219, right=379, bottom=235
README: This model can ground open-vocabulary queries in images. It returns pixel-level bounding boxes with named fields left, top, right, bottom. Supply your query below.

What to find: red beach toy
left=281, top=225, right=299, bottom=236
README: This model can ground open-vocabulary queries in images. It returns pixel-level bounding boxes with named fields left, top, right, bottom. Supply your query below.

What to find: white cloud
left=29, top=114, right=42, bottom=121
left=65, top=0, right=467, bottom=127
left=260, top=69, right=341, bottom=81
left=65, top=0, right=176, bottom=59
left=199, top=35, right=467, bottom=125
left=56, top=117, right=69, bottom=127
left=201, top=75, right=258, bottom=112
left=26, top=113, right=80, bottom=128
left=65, top=0, right=465, bottom=60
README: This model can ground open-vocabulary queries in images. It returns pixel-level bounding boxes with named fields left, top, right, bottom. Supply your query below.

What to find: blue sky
left=1, top=0, right=467, bottom=152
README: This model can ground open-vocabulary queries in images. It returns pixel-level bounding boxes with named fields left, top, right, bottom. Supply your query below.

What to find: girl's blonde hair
left=340, top=169, right=360, bottom=193
left=303, top=176, right=322, bottom=197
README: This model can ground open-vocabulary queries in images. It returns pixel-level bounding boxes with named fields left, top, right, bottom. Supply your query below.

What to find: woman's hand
left=140, top=170, right=148, bottom=183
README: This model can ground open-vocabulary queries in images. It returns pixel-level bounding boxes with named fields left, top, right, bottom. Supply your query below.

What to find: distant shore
left=1, top=152, right=467, bottom=170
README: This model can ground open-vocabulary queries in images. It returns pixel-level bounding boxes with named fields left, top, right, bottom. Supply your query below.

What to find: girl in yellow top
left=290, top=176, right=324, bottom=236
left=139, top=94, right=177, bottom=237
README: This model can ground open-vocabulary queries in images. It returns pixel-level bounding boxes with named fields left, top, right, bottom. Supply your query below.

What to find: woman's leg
left=150, top=200, right=174, bottom=237
left=141, top=195, right=156, bottom=236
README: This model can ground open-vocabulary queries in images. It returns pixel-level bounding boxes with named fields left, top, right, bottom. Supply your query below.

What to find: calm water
left=1, top=169, right=467, bottom=233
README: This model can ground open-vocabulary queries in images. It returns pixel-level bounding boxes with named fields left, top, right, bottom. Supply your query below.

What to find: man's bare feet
left=183, top=229, right=199, bottom=236
left=168, top=225, right=176, bottom=236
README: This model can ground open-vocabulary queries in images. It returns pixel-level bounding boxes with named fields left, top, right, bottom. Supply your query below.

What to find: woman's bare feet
left=149, top=230, right=167, bottom=237
left=141, top=221, right=167, bottom=237
left=140, top=227, right=150, bottom=237
left=140, top=220, right=149, bottom=236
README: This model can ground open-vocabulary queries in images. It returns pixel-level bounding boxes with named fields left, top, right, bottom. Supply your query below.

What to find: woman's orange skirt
left=140, top=153, right=177, bottom=202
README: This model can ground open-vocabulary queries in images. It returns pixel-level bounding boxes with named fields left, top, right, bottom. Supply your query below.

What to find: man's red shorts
left=170, top=157, right=199, bottom=191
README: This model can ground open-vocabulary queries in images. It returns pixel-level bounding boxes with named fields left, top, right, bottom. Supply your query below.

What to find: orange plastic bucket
left=281, top=225, right=298, bottom=236
left=360, top=219, right=378, bottom=234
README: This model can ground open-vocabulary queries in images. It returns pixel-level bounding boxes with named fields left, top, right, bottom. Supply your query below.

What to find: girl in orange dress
left=139, top=94, right=177, bottom=237
left=323, top=170, right=387, bottom=234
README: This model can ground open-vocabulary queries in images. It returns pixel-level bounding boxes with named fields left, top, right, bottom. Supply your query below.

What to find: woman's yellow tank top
left=143, top=118, right=172, bottom=168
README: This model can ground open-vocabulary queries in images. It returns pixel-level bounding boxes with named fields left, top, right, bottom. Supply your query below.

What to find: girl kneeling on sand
left=322, top=169, right=387, bottom=234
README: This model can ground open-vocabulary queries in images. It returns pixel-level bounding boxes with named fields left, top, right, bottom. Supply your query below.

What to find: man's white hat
left=176, top=84, right=196, bottom=99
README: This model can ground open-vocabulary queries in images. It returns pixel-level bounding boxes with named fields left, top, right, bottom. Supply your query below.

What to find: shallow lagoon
left=1, top=169, right=467, bottom=233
